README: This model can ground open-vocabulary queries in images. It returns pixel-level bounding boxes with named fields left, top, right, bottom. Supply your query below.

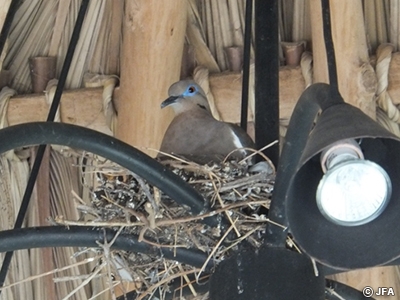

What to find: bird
left=158, top=80, right=255, bottom=164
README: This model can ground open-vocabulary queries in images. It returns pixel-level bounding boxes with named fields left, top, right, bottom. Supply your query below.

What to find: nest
left=55, top=153, right=282, bottom=299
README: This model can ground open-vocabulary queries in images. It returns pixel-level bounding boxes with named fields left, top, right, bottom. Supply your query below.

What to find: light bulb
left=316, top=140, right=392, bottom=226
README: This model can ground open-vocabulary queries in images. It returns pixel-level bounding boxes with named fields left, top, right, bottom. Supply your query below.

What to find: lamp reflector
left=316, top=158, right=391, bottom=226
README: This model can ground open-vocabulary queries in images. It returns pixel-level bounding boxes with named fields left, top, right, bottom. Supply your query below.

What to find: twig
left=178, top=264, right=197, bottom=297
left=219, top=225, right=263, bottom=255
left=144, top=202, right=156, bottom=229
left=196, top=218, right=238, bottom=281
left=208, top=172, right=241, bottom=237
left=137, top=268, right=201, bottom=300
left=138, top=226, right=187, bottom=248
left=0, top=256, right=98, bottom=291
left=100, top=194, right=149, bottom=226
left=132, top=173, right=159, bottom=215
left=95, top=227, right=126, bottom=300
left=238, top=140, right=279, bottom=166
left=219, top=172, right=272, bottom=192
left=54, top=199, right=284, bottom=229
left=61, top=261, right=107, bottom=300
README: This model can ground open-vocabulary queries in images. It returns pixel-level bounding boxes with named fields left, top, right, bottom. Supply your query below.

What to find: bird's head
left=161, top=80, right=211, bottom=114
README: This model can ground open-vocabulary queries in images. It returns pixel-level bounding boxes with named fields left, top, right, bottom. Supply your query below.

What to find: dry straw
left=47, top=141, right=286, bottom=299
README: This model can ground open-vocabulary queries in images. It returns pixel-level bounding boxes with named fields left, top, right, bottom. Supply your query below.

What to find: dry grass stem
left=197, top=218, right=238, bottom=282
left=50, top=150, right=282, bottom=298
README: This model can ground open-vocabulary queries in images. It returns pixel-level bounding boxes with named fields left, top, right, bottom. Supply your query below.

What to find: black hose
left=0, top=121, right=222, bottom=287
left=264, top=83, right=343, bottom=247
left=0, top=226, right=213, bottom=270
left=0, top=122, right=218, bottom=226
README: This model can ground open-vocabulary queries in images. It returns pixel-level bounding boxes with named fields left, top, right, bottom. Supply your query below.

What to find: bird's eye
left=188, top=86, right=196, bottom=93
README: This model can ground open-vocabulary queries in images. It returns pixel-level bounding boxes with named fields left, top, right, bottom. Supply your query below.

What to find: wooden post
left=117, top=0, right=187, bottom=156
left=29, top=147, right=56, bottom=300
left=309, top=0, right=376, bottom=118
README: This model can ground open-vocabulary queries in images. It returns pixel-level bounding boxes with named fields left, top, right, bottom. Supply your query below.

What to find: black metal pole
left=0, top=0, right=20, bottom=57
left=240, top=0, right=253, bottom=131
left=254, top=0, right=280, bottom=166
left=321, top=0, right=340, bottom=97
left=264, top=83, right=343, bottom=247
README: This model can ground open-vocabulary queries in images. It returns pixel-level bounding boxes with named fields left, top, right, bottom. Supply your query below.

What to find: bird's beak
left=160, top=96, right=179, bottom=109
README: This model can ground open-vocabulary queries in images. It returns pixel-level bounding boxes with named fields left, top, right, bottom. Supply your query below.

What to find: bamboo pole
left=117, top=0, right=187, bottom=154
left=309, top=0, right=376, bottom=118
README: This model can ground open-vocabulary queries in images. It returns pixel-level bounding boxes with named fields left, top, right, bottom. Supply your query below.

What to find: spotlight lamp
left=286, top=84, right=400, bottom=270
left=316, top=139, right=392, bottom=226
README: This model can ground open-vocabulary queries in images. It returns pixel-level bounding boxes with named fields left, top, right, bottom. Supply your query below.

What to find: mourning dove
left=159, top=80, right=255, bottom=164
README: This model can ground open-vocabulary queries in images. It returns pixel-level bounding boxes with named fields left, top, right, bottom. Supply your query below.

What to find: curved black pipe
left=265, top=83, right=343, bottom=247
left=0, top=122, right=219, bottom=227
left=0, top=226, right=212, bottom=270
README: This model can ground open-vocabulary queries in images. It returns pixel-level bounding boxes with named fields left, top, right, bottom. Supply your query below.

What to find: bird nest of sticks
left=54, top=151, right=294, bottom=299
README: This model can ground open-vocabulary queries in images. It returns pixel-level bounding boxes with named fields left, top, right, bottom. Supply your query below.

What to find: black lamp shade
left=287, top=103, right=400, bottom=270
left=209, top=247, right=325, bottom=300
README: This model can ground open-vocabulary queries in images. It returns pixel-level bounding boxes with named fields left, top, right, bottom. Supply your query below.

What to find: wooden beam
left=5, top=66, right=304, bottom=137
left=7, top=87, right=113, bottom=136
left=117, top=0, right=187, bottom=156
left=209, top=67, right=305, bottom=123
left=9, top=57, right=400, bottom=136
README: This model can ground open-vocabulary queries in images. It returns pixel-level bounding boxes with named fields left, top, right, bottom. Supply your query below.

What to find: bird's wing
left=227, top=123, right=255, bottom=149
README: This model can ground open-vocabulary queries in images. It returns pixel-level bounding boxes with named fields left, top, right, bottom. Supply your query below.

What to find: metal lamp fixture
left=286, top=90, right=400, bottom=270
left=211, top=0, right=399, bottom=298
